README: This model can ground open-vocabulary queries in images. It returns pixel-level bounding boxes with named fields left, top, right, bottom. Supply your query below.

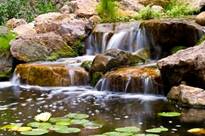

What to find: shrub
left=135, top=6, right=162, bottom=20
left=0, top=26, right=16, bottom=52
left=0, top=0, right=57, bottom=25
left=165, top=0, right=197, bottom=17
left=96, top=0, right=118, bottom=22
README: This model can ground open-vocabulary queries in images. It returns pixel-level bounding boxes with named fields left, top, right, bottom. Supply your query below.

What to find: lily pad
left=20, top=128, right=49, bottom=135
left=136, top=134, right=159, bottom=136
left=27, top=122, right=52, bottom=129
left=17, top=127, right=32, bottom=132
left=115, top=126, right=140, bottom=133
left=51, top=125, right=80, bottom=134
left=0, top=123, right=29, bottom=132
left=104, top=132, right=132, bottom=136
left=34, top=112, right=52, bottom=122
left=83, top=122, right=103, bottom=129
left=49, top=117, right=71, bottom=123
left=71, top=119, right=90, bottom=126
left=158, top=112, right=181, bottom=117
left=145, top=127, right=168, bottom=133
left=66, top=113, right=89, bottom=119
left=56, top=121, right=71, bottom=126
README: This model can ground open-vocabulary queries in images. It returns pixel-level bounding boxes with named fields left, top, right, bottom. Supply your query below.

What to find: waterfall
left=95, top=76, right=161, bottom=95
left=85, top=22, right=150, bottom=55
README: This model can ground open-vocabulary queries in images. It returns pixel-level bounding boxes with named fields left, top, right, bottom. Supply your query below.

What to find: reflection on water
left=0, top=84, right=204, bottom=136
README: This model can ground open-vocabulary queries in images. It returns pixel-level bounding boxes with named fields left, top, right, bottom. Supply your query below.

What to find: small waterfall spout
left=11, top=72, right=20, bottom=86
left=95, top=67, right=162, bottom=94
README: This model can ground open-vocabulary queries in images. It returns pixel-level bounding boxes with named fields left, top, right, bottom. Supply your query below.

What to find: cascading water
left=85, top=22, right=151, bottom=55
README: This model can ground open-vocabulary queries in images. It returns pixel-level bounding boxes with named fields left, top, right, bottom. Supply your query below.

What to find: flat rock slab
left=15, top=63, right=89, bottom=86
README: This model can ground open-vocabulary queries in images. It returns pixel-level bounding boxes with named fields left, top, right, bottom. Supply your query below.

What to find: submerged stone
left=96, top=67, right=162, bottom=93
left=15, top=63, right=89, bottom=86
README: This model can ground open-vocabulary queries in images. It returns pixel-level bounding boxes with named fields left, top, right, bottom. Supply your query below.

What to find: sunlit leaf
left=56, top=121, right=71, bottom=126
left=20, top=128, right=49, bottom=135
left=34, top=112, right=52, bottom=122
left=17, top=127, right=32, bottom=132
left=145, top=127, right=168, bottom=133
left=115, top=126, right=140, bottom=133
left=66, top=113, right=89, bottom=119
left=158, top=112, right=181, bottom=117
left=188, top=128, right=205, bottom=135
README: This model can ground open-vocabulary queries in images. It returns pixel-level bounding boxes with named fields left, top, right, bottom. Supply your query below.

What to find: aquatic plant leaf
left=1, top=124, right=19, bottom=130
left=188, top=128, right=205, bottom=135
left=20, top=128, right=49, bottom=135
left=56, top=121, right=71, bottom=126
left=145, top=134, right=160, bottom=136
left=66, top=113, right=89, bottom=119
left=27, top=122, right=52, bottom=129
left=49, top=117, right=71, bottom=123
left=115, top=126, right=141, bottom=133
left=1, top=123, right=23, bottom=131
left=17, top=127, right=32, bottom=132
left=71, top=119, right=90, bottom=125
left=50, top=125, right=80, bottom=134
left=34, top=112, right=51, bottom=122
left=158, top=112, right=181, bottom=117
left=145, top=127, right=168, bottom=133
left=83, top=122, right=103, bottom=129
left=104, top=131, right=133, bottom=136
left=135, top=134, right=159, bottom=136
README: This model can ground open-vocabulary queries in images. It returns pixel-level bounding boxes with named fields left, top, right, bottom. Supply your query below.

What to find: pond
left=0, top=83, right=204, bottom=136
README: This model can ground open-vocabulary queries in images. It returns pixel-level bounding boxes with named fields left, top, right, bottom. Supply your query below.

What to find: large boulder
left=168, top=84, right=205, bottom=108
left=34, top=12, right=72, bottom=33
left=16, top=63, right=89, bottom=86
left=6, top=18, right=27, bottom=29
left=138, top=0, right=170, bottom=7
left=141, top=20, right=204, bottom=58
left=96, top=67, right=161, bottom=93
left=13, top=23, right=36, bottom=37
left=34, top=12, right=93, bottom=50
left=10, top=32, right=76, bottom=62
left=196, top=11, right=205, bottom=26
left=73, top=0, right=98, bottom=18
left=157, top=43, right=205, bottom=91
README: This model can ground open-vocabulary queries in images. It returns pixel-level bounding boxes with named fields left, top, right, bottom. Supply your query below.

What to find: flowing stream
left=0, top=22, right=204, bottom=136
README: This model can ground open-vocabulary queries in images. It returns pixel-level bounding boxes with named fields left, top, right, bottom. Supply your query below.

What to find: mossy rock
left=16, top=63, right=89, bottom=86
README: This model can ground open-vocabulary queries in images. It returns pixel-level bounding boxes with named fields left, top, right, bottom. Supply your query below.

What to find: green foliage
left=0, top=26, right=16, bottom=52
left=135, top=6, right=162, bottom=20
left=165, top=0, right=197, bottom=17
left=0, top=0, right=57, bottom=25
left=96, top=0, right=118, bottom=22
